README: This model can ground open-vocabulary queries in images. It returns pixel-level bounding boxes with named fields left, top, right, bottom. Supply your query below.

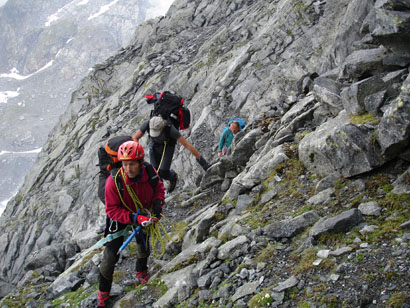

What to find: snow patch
left=0, top=148, right=42, bottom=156
left=0, top=90, right=19, bottom=104
left=77, top=0, right=89, bottom=5
left=45, top=0, right=78, bottom=27
left=88, top=0, right=119, bottom=20
left=0, top=198, right=9, bottom=217
left=0, top=61, right=54, bottom=81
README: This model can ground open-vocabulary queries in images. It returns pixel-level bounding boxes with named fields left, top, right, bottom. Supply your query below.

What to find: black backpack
left=97, top=135, right=159, bottom=203
left=97, top=135, right=133, bottom=178
left=146, top=91, right=191, bottom=130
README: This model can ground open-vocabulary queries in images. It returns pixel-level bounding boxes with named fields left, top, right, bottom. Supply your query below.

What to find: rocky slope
left=0, top=0, right=410, bottom=307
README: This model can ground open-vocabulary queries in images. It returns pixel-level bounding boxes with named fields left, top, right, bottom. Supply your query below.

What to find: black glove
left=152, top=199, right=163, bottom=218
left=196, top=156, right=210, bottom=171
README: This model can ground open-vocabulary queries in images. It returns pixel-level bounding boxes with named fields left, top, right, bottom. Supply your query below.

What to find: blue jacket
left=218, top=127, right=235, bottom=151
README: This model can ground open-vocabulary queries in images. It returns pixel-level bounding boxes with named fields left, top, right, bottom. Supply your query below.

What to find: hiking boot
left=167, top=172, right=178, bottom=193
left=97, top=290, right=110, bottom=307
left=135, top=269, right=150, bottom=286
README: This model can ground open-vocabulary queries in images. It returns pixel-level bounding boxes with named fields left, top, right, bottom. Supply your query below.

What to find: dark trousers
left=149, top=142, right=176, bottom=181
left=98, top=225, right=150, bottom=292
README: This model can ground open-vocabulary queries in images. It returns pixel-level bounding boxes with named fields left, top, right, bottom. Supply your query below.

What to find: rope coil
left=113, top=167, right=172, bottom=257
left=145, top=214, right=173, bottom=258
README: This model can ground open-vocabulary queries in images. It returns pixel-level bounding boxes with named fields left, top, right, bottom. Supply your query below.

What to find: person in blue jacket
left=217, top=120, right=241, bottom=156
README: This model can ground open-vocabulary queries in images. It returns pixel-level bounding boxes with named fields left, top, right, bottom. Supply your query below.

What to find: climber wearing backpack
left=133, top=116, right=209, bottom=192
left=133, top=91, right=210, bottom=193
left=97, top=135, right=134, bottom=204
left=97, top=140, right=165, bottom=307
left=217, top=118, right=245, bottom=156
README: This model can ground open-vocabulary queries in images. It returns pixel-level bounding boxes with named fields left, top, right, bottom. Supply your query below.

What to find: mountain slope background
left=0, top=0, right=409, bottom=307
left=0, top=0, right=172, bottom=210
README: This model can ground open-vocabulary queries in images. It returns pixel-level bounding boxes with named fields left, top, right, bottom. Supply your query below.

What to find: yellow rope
left=114, top=169, right=134, bottom=213
left=145, top=215, right=172, bottom=258
left=120, top=168, right=145, bottom=212
left=157, top=141, right=167, bottom=171
left=114, top=167, right=173, bottom=257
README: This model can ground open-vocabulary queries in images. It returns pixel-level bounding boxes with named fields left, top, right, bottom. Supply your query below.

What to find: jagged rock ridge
left=0, top=0, right=409, bottom=306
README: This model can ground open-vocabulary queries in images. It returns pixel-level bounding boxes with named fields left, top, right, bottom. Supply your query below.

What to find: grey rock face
left=376, top=74, right=410, bottom=158
left=369, top=1, right=410, bottom=57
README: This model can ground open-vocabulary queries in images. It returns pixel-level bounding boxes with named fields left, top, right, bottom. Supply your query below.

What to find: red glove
left=131, top=213, right=151, bottom=226
left=137, top=215, right=150, bottom=226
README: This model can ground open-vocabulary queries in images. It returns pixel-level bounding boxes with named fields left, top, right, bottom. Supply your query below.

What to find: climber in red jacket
left=97, top=140, right=165, bottom=307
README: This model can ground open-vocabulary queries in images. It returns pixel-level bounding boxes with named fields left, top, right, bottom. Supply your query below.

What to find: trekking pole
left=117, top=226, right=141, bottom=255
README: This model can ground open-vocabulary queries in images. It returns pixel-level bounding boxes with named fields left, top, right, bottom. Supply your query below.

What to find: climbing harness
left=108, top=219, right=118, bottom=233
left=96, top=225, right=132, bottom=247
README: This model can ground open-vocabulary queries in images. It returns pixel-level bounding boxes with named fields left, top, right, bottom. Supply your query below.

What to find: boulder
left=369, top=3, right=410, bottom=57
left=307, top=188, right=335, bottom=205
left=339, top=47, right=387, bottom=80
left=313, top=77, right=343, bottom=116
left=358, top=201, right=382, bottom=216
left=225, top=144, right=289, bottom=200
left=299, top=111, right=384, bottom=177
left=217, top=235, right=249, bottom=260
left=309, top=208, right=363, bottom=240
left=264, top=211, right=320, bottom=239
left=0, top=280, right=14, bottom=299
left=341, top=76, right=386, bottom=115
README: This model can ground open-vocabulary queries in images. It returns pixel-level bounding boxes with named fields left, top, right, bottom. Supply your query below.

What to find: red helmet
left=117, top=141, right=144, bottom=161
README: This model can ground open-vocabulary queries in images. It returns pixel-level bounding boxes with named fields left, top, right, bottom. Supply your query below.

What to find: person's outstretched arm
left=133, top=129, right=144, bottom=141
left=178, top=135, right=210, bottom=170
left=177, top=135, right=200, bottom=158
left=133, top=120, right=150, bottom=141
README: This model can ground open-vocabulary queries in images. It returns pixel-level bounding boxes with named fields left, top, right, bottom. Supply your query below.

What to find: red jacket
left=105, top=164, right=165, bottom=224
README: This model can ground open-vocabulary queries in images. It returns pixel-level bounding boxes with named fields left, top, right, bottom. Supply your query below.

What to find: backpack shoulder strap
left=111, top=168, right=124, bottom=197
left=143, top=162, right=159, bottom=189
